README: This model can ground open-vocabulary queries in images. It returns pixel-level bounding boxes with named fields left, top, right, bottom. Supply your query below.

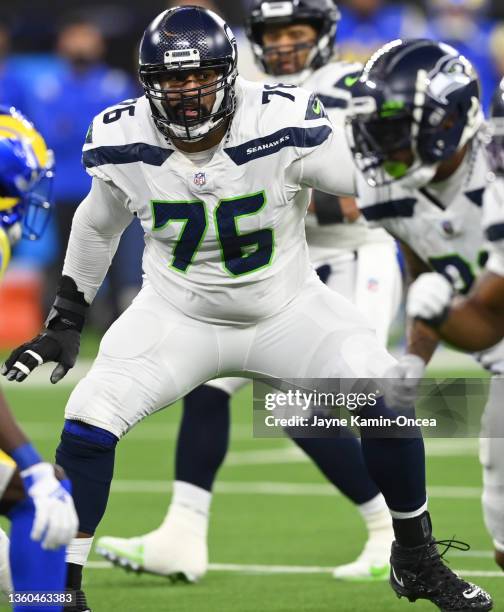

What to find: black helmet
left=139, top=6, right=238, bottom=141
left=246, top=0, right=340, bottom=82
left=347, top=39, right=483, bottom=188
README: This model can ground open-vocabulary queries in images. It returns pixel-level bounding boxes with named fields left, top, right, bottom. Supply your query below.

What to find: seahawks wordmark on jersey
left=81, top=77, right=355, bottom=326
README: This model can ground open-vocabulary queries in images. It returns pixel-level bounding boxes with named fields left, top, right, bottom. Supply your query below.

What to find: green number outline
left=214, top=190, right=275, bottom=277
left=150, top=192, right=275, bottom=277
left=150, top=199, right=207, bottom=274
left=428, top=252, right=476, bottom=294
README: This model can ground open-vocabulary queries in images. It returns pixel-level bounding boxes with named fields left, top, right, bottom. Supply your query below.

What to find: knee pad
left=56, top=420, right=118, bottom=535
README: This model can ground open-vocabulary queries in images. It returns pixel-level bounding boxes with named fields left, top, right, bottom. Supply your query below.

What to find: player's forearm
left=62, top=179, right=133, bottom=304
left=438, top=298, right=504, bottom=351
left=0, top=390, right=29, bottom=453
left=407, top=319, right=439, bottom=364
left=62, top=204, right=121, bottom=304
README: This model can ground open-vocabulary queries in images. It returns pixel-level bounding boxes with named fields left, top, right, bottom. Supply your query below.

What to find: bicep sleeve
left=62, top=177, right=135, bottom=303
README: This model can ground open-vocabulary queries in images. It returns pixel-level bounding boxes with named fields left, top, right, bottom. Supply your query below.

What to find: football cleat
left=332, top=522, right=393, bottom=581
left=390, top=539, right=493, bottom=611
left=0, top=528, right=11, bottom=595
left=96, top=515, right=208, bottom=583
left=64, top=589, right=91, bottom=611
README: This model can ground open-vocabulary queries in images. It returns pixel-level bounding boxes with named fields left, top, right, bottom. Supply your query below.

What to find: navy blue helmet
left=347, top=39, right=483, bottom=188
left=139, top=7, right=238, bottom=141
left=488, top=78, right=504, bottom=175
left=246, top=0, right=340, bottom=82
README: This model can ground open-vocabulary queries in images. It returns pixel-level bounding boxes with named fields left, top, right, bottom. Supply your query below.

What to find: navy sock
left=176, top=385, right=230, bottom=491
left=290, top=431, right=380, bottom=505
left=358, top=398, right=427, bottom=515
left=56, top=421, right=118, bottom=535
left=8, top=497, right=66, bottom=612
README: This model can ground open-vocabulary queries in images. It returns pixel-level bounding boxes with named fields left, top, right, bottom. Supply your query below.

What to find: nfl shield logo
left=194, top=172, right=206, bottom=186
left=441, top=220, right=454, bottom=235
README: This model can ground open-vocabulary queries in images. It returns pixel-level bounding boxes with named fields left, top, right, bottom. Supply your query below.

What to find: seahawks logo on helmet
left=347, top=39, right=483, bottom=188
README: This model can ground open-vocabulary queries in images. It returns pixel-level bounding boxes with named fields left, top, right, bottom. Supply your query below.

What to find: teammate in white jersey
left=95, top=0, right=402, bottom=584
left=406, top=79, right=504, bottom=571
left=347, top=38, right=504, bottom=577
left=1, top=9, right=492, bottom=611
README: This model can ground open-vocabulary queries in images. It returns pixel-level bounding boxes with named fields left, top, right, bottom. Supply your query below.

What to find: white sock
left=66, top=537, right=94, bottom=566
left=358, top=494, right=393, bottom=533
left=158, top=481, right=212, bottom=538
left=169, top=481, right=212, bottom=516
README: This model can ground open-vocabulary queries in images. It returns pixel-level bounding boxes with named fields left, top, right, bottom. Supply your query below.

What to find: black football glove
left=1, top=276, right=88, bottom=384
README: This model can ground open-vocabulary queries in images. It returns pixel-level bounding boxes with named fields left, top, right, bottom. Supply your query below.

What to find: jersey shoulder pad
left=237, top=77, right=328, bottom=131
left=306, top=61, right=363, bottom=111
left=82, top=97, right=171, bottom=179
left=226, top=78, right=332, bottom=165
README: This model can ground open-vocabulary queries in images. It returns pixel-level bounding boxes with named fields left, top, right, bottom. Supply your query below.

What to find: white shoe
left=332, top=524, right=393, bottom=581
left=96, top=507, right=208, bottom=583
left=0, top=527, right=12, bottom=594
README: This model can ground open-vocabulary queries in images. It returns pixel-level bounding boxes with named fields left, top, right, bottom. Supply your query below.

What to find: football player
left=405, top=78, right=504, bottom=570
left=2, top=9, right=492, bottom=611
left=95, top=0, right=402, bottom=584
left=0, top=107, right=78, bottom=609
left=346, top=38, right=504, bottom=579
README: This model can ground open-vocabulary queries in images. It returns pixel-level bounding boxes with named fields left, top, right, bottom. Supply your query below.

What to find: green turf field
left=1, top=365, right=502, bottom=612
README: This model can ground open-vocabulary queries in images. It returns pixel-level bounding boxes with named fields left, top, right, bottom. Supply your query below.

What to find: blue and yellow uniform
left=0, top=106, right=54, bottom=501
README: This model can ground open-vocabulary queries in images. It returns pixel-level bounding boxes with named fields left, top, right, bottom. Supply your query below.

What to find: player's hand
left=20, top=463, right=78, bottom=549
left=381, top=354, right=426, bottom=409
left=406, top=272, right=453, bottom=327
left=1, top=328, right=81, bottom=384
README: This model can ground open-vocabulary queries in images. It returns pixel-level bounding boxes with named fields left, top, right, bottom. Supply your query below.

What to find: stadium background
left=0, top=1, right=503, bottom=610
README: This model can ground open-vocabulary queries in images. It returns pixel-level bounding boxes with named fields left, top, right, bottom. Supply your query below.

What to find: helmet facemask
left=247, top=1, right=339, bottom=86
left=141, top=58, right=237, bottom=142
left=347, top=59, right=483, bottom=189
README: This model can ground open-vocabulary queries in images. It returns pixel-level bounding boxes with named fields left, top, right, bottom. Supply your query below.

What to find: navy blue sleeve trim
left=486, top=222, right=504, bottom=242
left=224, top=125, right=332, bottom=166
left=316, top=94, right=347, bottom=109
left=361, top=198, right=417, bottom=221
left=83, top=143, right=173, bottom=168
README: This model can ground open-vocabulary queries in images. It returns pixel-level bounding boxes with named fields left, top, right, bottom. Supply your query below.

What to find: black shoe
left=390, top=539, right=493, bottom=611
left=64, top=589, right=91, bottom=612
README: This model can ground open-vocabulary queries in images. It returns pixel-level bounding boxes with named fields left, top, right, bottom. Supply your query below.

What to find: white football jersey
left=301, top=61, right=392, bottom=257
left=358, top=138, right=504, bottom=372
left=82, top=77, right=354, bottom=326
left=358, top=142, right=490, bottom=295
left=483, top=177, right=504, bottom=277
